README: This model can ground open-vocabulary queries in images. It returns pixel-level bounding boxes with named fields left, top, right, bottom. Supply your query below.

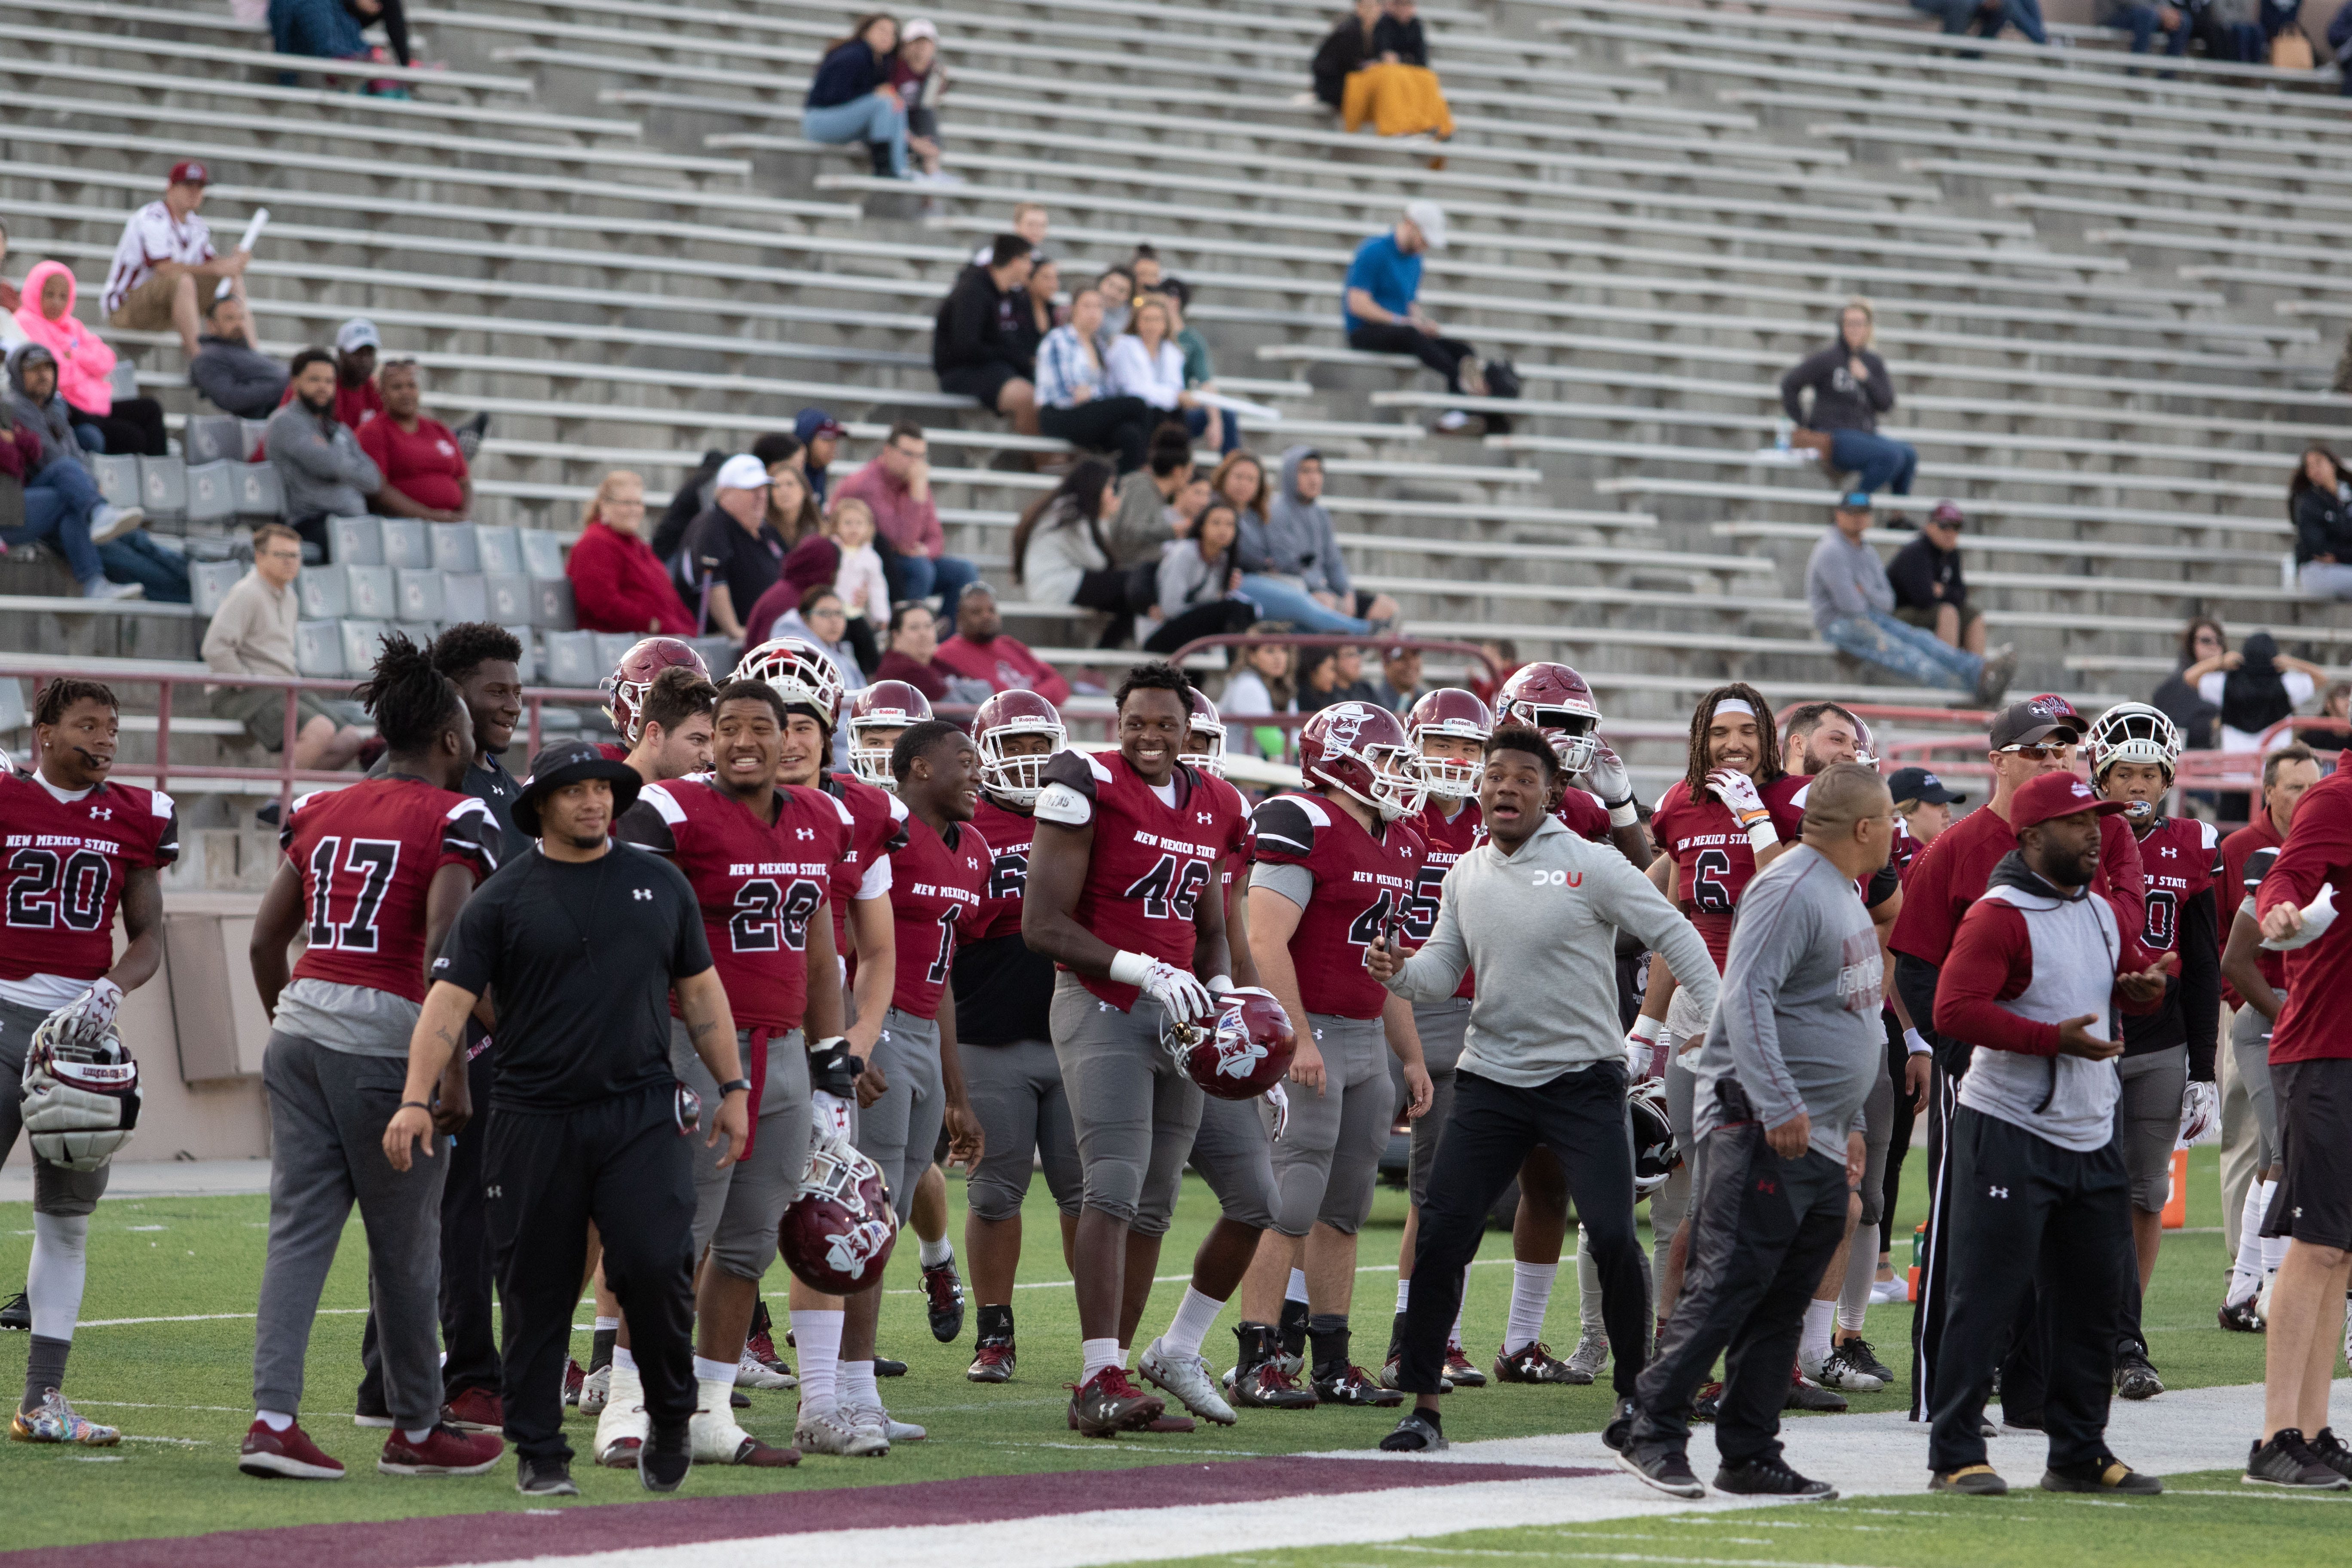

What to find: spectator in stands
left=934, top=235, right=1040, bottom=438
left=1259, top=444, right=1400, bottom=628
left=835, top=419, right=982, bottom=631
left=1887, top=498, right=1987, bottom=655
left=1216, top=449, right=1369, bottom=634
left=1, top=345, right=145, bottom=601
left=763, top=443, right=822, bottom=545
left=893, top=18, right=952, bottom=181
left=1343, top=205, right=1485, bottom=432
left=824, top=493, right=890, bottom=672
left=1806, top=493, right=2012, bottom=704
left=1160, top=279, right=1228, bottom=453
left=1296, top=644, right=1370, bottom=714
left=968, top=202, right=1049, bottom=267
left=1145, top=497, right=1258, bottom=655
left=1012, top=254, right=1062, bottom=371
left=357, top=359, right=469, bottom=522
left=353, top=0, right=416, bottom=68
left=771, top=587, right=867, bottom=702
left=1369, top=645, right=1424, bottom=713
left=2290, top=444, right=2352, bottom=599
left=189, top=293, right=286, bottom=419
left=202, top=522, right=368, bottom=769
left=1011, top=458, right=1131, bottom=645
left=1470, top=635, right=1518, bottom=707
left=1312, top=0, right=1383, bottom=111
left=1219, top=631, right=1298, bottom=759
left=682, top=453, right=784, bottom=642
left=267, top=0, right=396, bottom=86
left=935, top=581, right=1073, bottom=703
left=1093, top=265, right=1136, bottom=357
left=1780, top=298, right=1914, bottom=499
left=654, top=448, right=724, bottom=573
left=2098, top=0, right=2193, bottom=54
left=2184, top=629, right=2323, bottom=752
left=0, top=219, right=18, bottom=314
left=1108, top=423, right=1196, bottom=566
left=804, top=13, right=916, bottom=180
left=796, top=409, right=845, bottom=502
left=100, top=161, right=248, bottom=361
left=873, top=601, right=968, bottom=703
left=2152, top=616, right=2226, bottom=750
left=12, top=262, right=168, bottom=457
left=1037, top=286, right=1155, bottom=476
left=1130, top=248, right=1165, bottom=294
left=266, top=348, right=383, bottom=553
left=566, top=470, right=693, bottom=636
left=1107, top=295, right=1228, bottom=460
left=1344, top=0, right=1454, bottom=141
left=1908, top=0, right=2048, bottom=44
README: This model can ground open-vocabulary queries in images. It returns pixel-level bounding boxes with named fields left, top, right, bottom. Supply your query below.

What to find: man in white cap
left=682, top=454, right=784, bottom=643
left=1341, top=202, right=1485, bottom=431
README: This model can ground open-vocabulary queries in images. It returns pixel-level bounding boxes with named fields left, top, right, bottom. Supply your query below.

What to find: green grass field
left=0, top=1146, right=2287, bottom=1554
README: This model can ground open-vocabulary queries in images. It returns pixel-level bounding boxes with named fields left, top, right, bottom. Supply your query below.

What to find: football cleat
left=0, top=1292, right=29, bottom=1332
left=1804, top=1345, right=1884, bottom=1394
left=1493, top=1342, right=1580, bottom=1384
left=10, top=1390, right=117, bottom=1446
left=967, top=1339, right=1016, bottom=1383
left=1313, top=1365, right=1404, bottom=1408
left=848, top=1403, right=925, bottom=1443
left=378, top=1423, right=503, bottom=1476
left=2114, top=1349, right=2164, bottom=1402
left=736, top=1349, right=795, bottom=1391
left=2218, top=1295, right=2266, bottom=1333
left=442, top=1386, right=503, bottom=1433
left=577, top=1364, right=610, bottom=1415
left=562, top=1359, right=585, bottom=1407
left=1837, top=1337, right=1896, bottom=1386
left=1691, top=1381, right=1723, bottom=1422
left=1375, top=1356, right=1450, bottom=1393
left=1785, top=1368, right=1849, bottom=1413
left=873, top=1355, right=908, bottom=1378
left=1870, top=1277, right=1910, bottom=1305
left=746, top=1325, right=792, bottom=1378
left=922, top=1260, right=967, bottom=1343
left=1139, top=1338, right=1237, bottom=1425
left=794, top=1404, right=888, bottom=1458
left=1563, top=1331, right=1608, bottom=1384
left=238, top=1419, right=345, bottom=1479
left=1443, top=1344, right=1487, bottom=1388
left=1067, top=1367, right=1165, bottom=1437
left=1231, top=1360, right=1318, bottom=1410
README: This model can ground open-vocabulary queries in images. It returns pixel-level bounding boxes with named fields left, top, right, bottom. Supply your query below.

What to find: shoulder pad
left=1034, top=781, right=1091, bottom=828
left=1039, top=747, right=1109, bottom=801
left=1250, top=795, right=1325, bottom=858
left=636, top=781, right=688, bottom=826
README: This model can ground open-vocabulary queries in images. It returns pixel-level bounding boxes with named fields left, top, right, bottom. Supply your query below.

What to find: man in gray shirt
left=267, top=346, right=380, bottom=554
left=1805, top=495, right=2010, bottom=705
left=1620, top=763, right=1895, bottom=1503
left=1366, top=728, right=1718, bottom=1454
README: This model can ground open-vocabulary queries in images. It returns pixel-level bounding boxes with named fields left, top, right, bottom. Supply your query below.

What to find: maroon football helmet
left=779, top=1136, right=898, bottom=1294
left=972, top=689, right=1067, bottom=806
left=735, top=637, right=847, bottom=731
left=1163, top=986, right=1297, bottom=1101
left=848, top=680, right=934, bottom=787
left=601, top=637, right=710, bottom=746
left=1298, top=701, right=1424, bottom=821
left=1497, top=662, right=1603, bottom=774
left=1181, top=688, right=1227, bottom=778
left=1406, top=687, right=1492, bottom=802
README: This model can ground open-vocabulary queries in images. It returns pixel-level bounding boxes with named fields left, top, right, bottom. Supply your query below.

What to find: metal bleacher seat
left=295, top=565, right=349, bottom=621
left=396, top=568, right=446, bottom=623
left=443, top=573, right=490, bottom=624
left=506, top=627, right=539, bottom=683
left=337, top=620, right=391, bottom=677
left=540, top=629, right=598, bottom=689
left=328, top=515, right=383, bottom=567
left=431, top=523, right=481, bottom=575
left=185, top=460, right=235, bottom=527
left=293, top=619, right=344, bottom=678
left=531, top=577, right=576, bottom=631
left=183, top=415, right=242, bottom=466
left=345, top=564, right=398, bottom=621
left=233, top=463, right=281, bottom=519
left=474, top=525, right=522, bottom=576
left=518, top=530, right=567, bottom=580
left=189, top=560, right=244, bottom=617
left=483, top=573, right=532, bottom=625
left=590, top=632, right=638, bottom=676
left=92, top=453, right=138, bottom=511
left=380, top=518, right=432, bottom=572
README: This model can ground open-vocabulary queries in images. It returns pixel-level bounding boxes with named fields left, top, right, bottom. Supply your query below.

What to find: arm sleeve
left=1717, top=870, right=1816, bottom=1130
left=2179, top=887, right=2221, bottom=1082
left=1386, top=864, right=1468, bottom=1002
left=1933, top=902, right=2060, bottom=1057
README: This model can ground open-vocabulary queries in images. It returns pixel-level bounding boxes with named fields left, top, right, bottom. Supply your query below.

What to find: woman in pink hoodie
left=12, top=260, right=168, bottom=456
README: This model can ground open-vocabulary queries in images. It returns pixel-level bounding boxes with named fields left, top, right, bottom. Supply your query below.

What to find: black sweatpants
left=487, top=1083, right=698, bottom=1465
left=1880, top=1015, right=1914, bottom=1240
left=1347, top=322, right=1476, bottom=394
left=1400, top=1063, right=1647, bottom=1398
left=1040, top=395, right=1155, bottom=474
left=1632, top=1119, right=1848, bottom=1468
left=1926, top=1107, right=2131, bottom=1476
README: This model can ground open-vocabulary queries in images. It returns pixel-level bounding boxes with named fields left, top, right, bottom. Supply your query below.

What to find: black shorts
left=2264, top=1056, right=2352, bottom=1250
left=939, top=362, right=1023, bottom=410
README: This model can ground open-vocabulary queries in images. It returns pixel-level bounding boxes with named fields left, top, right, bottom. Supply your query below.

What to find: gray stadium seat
left=185, top=460, right=236, bottom=526
left=0, top=679, right=26, bottom=737
left=93, top=454, right=140, bottom=511
left=189, top=560, right=246, bottom=617
left=483, top=573, right=532, bottom=624
left=183, top=416, right=243, bottom=466
left=380, top=518, right=431, bottom=572
left=110, top=359, right=138, bottom=402
left=540, top=629, right=599, bottom=689
left=396, top=568, right=446, bottom=622
left=430, top=522, right=481, bottom=574
left=530, top=577, right=576, bottom=631
left=392, top=621, right=438, bottom=649
left=506, top=627, right=540, bottom=684
left=233, top=463, right=282, bottom=519
left=295, top=564, right=349, bottom=621
left=339, top=619, right=391, bottom=677
left=474, top=525, right=522, bottom=576
left=691, top=635, right=738, bottom=675
left=240, top=421, right=270, bottom=461
left=442, top=573, right=489, bottom=624
left=138, top=456, right=186, bottom=521
left=518, top=530, right=567, bottom=579
left=591, top=632, right=638, bottom=676
left=328, top=516, right=384, bottom=566
left=345, top=564, right=398, bottom=620
left=294, top=620, right=345, bottom=678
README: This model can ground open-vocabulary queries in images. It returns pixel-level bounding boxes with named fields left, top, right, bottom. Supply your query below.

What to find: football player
left=2089, top=701, right=2221, bottom=1402
left=602, top=637, right=713, bottom=764
left=242, top=636, right=506, bottom=1481
left=0, top=680, right=176, bottom=1446
left=614, top=679, right=853, bottom=1469
left=1237, top=704, right=1433, bottom=1408
left=848, top=680, right=932, bottom=789
left=1023, top=661, right=1250, bottom=1436
left=956, top=692, right=1083, bottom=1384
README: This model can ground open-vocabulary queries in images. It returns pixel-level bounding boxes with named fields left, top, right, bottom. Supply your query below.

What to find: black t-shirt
left=372, top=750, right=529, bottom=861
left=683, top=505, right=788, bottom=622
left=434, top=844, right=712, bottom=1111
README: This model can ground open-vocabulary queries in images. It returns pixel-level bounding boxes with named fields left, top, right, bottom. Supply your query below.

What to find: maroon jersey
left=888, top=815, right=991, bottom=1020
left=597, top=741, right=630, bottom=763
left=283, top=777, right=500, bottom=1002
left=1648, top=778, right=1759, bottom=973
left=1410, top=796, right=1480, bottom=1000
left=1773, top=772, right=1904, bottom=910
left=1250, top=792, right=1426, bottom=1020
left=1035, top=748, right=1249, bottom=1011
left=1764, top=772, right=1811, bottom=844
left=821, top=769, right=907, bottom=960
left=969, top=795, right=1035, bottom=942
left=2220, top=815, right=2284, bottom=1008
left=2133, top=814, right=2220, bottom=957
left=1552, top=784, right=1612, bottom=842
left=617, top=777, right=852, bottom=1032
left=0, top=769, right=178, bottom=990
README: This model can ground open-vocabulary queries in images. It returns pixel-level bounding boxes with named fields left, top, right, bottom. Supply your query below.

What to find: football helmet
left=602, top=637, right=710, bottom=747
left=1406, top=687, right=1492, bottom=801
left=848, top=681, right=933, bottom=787
left=20, top=1011, right=140, bottom=1172
left=1497, top=662, right=1603, bottom=775
left=1164, top=986, right=1298, bottom=1101
left=1182, top=688, right=1228, bottom=777
left=973, top=689, right=1067, bottom=806
left=735, top=637, right=847, bottom=731
left=1628, top=1078, right=1677, bottom=1197
left=1850, top=713, right=1877, bottom=767
left=2087, top=701, right=2183, bottom=784
left=779, top=1136, right=898, bottom=1294
left=1298, top=702, right=1425, bottom=821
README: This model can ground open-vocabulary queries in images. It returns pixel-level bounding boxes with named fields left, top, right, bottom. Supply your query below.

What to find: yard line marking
left=76, top=1309, right=368, bottom=1328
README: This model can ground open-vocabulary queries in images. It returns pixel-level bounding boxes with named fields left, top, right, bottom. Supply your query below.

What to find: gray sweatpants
left=1050, top=972, right=1202, bottom=1237
left=856, top=1008, right=943, bottom=1225
left=1264, top=1013, right=1390, bottom=1238
left=962, top=1037, right=1082, bottom=1223
left=2232, top=1003, right=2278, bottom=1171
left=0, top=997, right=111, bottom=1215
left=1406, top=998, right=1470, bottom=1210
left=2115, top=1047, right=2188, bottom=1214
left=670, top=1020, right=811, bottom=1280
left=253, top=1031, right=447, bottom=1429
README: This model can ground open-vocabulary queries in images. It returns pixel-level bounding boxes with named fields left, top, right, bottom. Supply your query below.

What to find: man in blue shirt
left=1342, top=202, right=1483, bottom=432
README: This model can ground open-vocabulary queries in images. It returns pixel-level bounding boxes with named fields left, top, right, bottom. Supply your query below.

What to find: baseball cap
left=2007, top=770, right=2127, bottom=836
left=335, top=318, right=381, bottom=353
left=1885, top=766, right=1966, bottom=806
left=794, top=408, right=846, bottom=444
left=1834, top=492, right=1873, bottom=512
left=168, top=160, right=209, bottom=187
left=1927, top=499, right=1966, bottom=529
left=903, top=17, right=939, bottom=40
left=1403, top=200, right=1448, bottom=250
left=715, top=453, right=774, bottom=492
left=1988, top=694, right=2089, bottom=752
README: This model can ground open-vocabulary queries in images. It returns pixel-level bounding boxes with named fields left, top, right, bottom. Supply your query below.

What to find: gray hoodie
left=266, top=394, right=381, bottom=523
left=190, top=333, right=290, bottom=421
left=4, top=343, right=75, bottom=470
left=1240, top=444, right=1350, bottom=599
left=1384, top=815, right=1718, bottom=1086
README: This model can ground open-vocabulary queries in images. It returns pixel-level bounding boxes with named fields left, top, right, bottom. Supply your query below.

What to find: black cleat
left=0, top=1292, right=29, bottom=1332
left=1837, top=1335, right=1895, bottom=1386
left=1715, top=1455, right=1837, bottom=1499
left=1493, top=1341, right=1581, bottom=1384
left=1784, top=1370, right=1848, bottom=1413
left=922, top=1260, right=966, bottom=1344
left=1313, top=1365, right=1404, bottom=1407
left=2113, top=1349, right=2164, bottom=1402
left=2217, top=1296, right=2265, bottom=1333
left=873, top=1355, right=908, bottom=1378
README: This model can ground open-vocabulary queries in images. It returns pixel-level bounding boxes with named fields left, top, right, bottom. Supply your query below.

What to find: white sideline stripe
left=77, top=1308, right=370, bottom=1329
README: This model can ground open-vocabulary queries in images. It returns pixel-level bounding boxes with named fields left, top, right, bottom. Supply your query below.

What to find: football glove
left=806, top=1035, right=861, bottom=1101
left=2177, top=1079, right=2220, bottom=1146
left=810, top=1090, right=854, bottom=1142
left=1574, top=741, right=1637, bottom=824
left=1111, top=950, right=1214, bottom=1026
left=1624, top=1014, right=1664, bottom=1082
left=50, top=978, right=123, bottom=1050
left=1705, top=768, right=1777, bottom=851
left=1265, top=1081, right=1291, bottom=1142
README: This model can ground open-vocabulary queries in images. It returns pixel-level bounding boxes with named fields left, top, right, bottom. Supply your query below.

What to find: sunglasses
left=1998, top=744, right=2074, bottom=763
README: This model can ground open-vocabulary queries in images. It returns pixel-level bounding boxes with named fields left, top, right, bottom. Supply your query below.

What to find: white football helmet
left=735, top=637, right=848, bottom=732
left=21, top=1011, right=140, bottom=1172
left=2087, top=701, right=2182, bottom=785
left=1181, top=688, right=1228, bottom=778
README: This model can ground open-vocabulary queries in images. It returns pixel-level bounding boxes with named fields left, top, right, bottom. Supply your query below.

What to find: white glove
left=1706, top=768, right=1777, bottom=851
left=1625, top=1014, right=1663, bottom=1082
left=2178, top=1079, right=2220, bottom=1146
left=51, top=978, right=124, bottom=1047
left=1265, top=1081, right=1292, bottom=1142
left=810, top=1089, right=853, bottom=1142
left=1574, top=741, right=1635, bottom=820
left=1110, top=949, right=1214, bottom=1025
left=1903, top=1028, right=1932, bottom=1057
left=2261, top=883, right=2337, bottom=951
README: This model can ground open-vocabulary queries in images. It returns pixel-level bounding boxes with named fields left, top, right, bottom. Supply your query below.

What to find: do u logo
left=1529, top=869, right=1583, bottom=888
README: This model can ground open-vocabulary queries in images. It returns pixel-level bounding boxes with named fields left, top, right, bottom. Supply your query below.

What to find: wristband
left=400, top=1100, right=432, bottom=1113
left=1609, top=800, right=1639, bottom=828
left=717, top=1078, right=752, bottom=1096
left=1628, top=1015, right=1662, bottom=1047
left=1108, top=949, right=1156, bottom=988
left=1743, top=816, right=1779, bottom=852
left=1903, top=1028, right=1931, bottom=1057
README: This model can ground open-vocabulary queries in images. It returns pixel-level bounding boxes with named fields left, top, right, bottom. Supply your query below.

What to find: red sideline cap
left=168, top=160, right=210, bottom=187
left=2008, top=771, right=2127, bottom=835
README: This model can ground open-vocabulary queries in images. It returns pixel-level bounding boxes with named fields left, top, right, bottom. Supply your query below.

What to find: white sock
left=1837, top=1225, right=1877, bottom=1332
left=1452, top=1265, right=1468, bottom=1345
left=1801, top=1298, right=1836, bottom=1369
left=1119, top=1343, right=1133, bottom=1369
left=257, top=1408, right=295, bottom=1432
left=919, top=1237, right=954, bottom=1269
left=790, top=1308, right=842, bottom=1412
left=1080, top=1336, right=1122, bottom=1382
left=27, top=1213, right=88, bottom=1342
left=401, top=1425, right=435, bottom=1444
left=612, top=1344, right=638, bottom=1375
left=840, top=1359, right=879, bottom=1412
left=692, top=1355, right=737, bottom=1386
left=2262, top=1230, right=2289, bottom=1275
left=1504, top=1262, right=1556, bottom=1356
left=1285, top=1268, right=1310, bottom=1306
left=1161, top=1286, right=1225, bottom=1360
left=2230, top=1182, right=2271, bottom=1298
left=594, top=1315, right=620, bottom=1333
left=1395, top=1278, right=1411, bottom=1314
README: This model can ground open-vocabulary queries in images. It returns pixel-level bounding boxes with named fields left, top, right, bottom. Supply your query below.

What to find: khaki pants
left=108, top=271, right=184, bottom=333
